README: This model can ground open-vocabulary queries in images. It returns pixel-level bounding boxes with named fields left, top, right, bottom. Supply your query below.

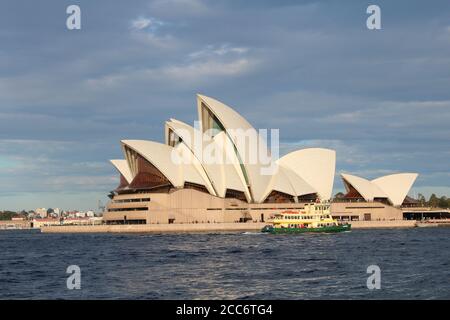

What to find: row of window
left=317, top=223, right=336, bottom=227
left=225, top=207, right=306, bottom=211
left=284, top=215, right=332, bottom=220
left=107, top=207, right=148, bottom=212
left=113, top=198, right=150, bottom=203
left=251, top=207, right=305, bottom=210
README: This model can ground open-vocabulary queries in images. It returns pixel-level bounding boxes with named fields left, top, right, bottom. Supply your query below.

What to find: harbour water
left=1, top=228, right=449, bottom=299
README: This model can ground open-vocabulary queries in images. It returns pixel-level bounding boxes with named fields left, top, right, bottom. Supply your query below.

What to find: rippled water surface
left=1, top=228, right=449, bottom=299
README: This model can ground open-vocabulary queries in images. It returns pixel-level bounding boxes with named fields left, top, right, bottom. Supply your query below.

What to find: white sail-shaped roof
left=165, top=119, right=250, bottom=200
left=261, top=165, right=317, bottom=201
left=172, top=142, right=217, bottom=195
left=110, top=159, right=133, bottom=183
left=197, top=94, right=272, bottom=203
left=341, top=173, right=387, bottom=201
left=165, top=119, right=216, bottom=195
left=372, top=173, right=418, bottom=206
left=121, top=139, right=210, bottom=189
left=280, top=166, right=318, bottom=197
left=110, top=94, right=419, bottom=207
left=212, top=131, right=252, bottom=201
left=277, top=148, right=336, bottom=200
left=341, top=172, right=418, bottom=206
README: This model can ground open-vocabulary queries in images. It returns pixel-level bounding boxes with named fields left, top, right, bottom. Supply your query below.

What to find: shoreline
left=40, top=220, right=419, bottom=233
left=40, top=222, right=267, bottom=233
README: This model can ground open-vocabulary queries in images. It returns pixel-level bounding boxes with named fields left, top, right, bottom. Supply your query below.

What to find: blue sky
left=1, top=0, right=449, bottom=211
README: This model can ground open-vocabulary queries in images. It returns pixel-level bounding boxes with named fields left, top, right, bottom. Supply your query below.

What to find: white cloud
left=131, top=17, right=152, bottom=30
left=130, top=16, right=165, bottom=31
left=163, top=58, right=256, bottom=80
left=86, top=58, right=259, bottom=89
left=131, top=31, right=178, bottom=49
left=128, top=16, right=175, bottom=48
left=189, top=44, right=249, bottom=59
left=149, top=0, right=209, bottom=16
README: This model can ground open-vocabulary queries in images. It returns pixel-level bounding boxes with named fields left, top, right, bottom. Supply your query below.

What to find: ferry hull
left=262, top=224, right=351, bottom=234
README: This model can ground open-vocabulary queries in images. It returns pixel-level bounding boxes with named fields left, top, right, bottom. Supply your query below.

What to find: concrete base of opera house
left=40, top=220, right=418, bottom=233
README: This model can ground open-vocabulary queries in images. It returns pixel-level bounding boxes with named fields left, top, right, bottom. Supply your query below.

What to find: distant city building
left=66, top=211, right=77, bottom=218
left=32, top=218, right=60, bottom=228
left=62, top=217, right=102, bottom=225
left=86, top=210, right=95, bottom=217
left=76, top=211, right=86, bottom=218
left=34, top=208, right=47, bottom=218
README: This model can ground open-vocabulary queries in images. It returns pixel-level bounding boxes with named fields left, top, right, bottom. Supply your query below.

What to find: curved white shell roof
left=197, top=94, right=272, bottom=203
left=165, top=119, right=250, bottom=200
left=372, top=173, right=418, bottom=206
left=121, top=139, right=210, bottom=189
left=341, top=173, right=387, bottom=201
left=165, top=119, right=217, bottom=195
left=111, top=94, right=420, bottom=207
left=173, top=142, right=217, bottom=195
left=212, top=131, right=252, bottom=201
left=341, top=172, right=418, bottom=206
left=197, top=94, right=254, bottom=132
left=165, top=118, right=196, bottom=148
left=277, top=148, right=336, bottom=200
left=262, top=165, right=317, bottom=201
left=281, top=166, right=318, bottom=197
left=110, top=159, right=133, bottom=183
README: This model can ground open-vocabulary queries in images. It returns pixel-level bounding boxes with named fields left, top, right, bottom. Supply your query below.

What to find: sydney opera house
left=104, top=94, right=418, bottom=224
left=332, top=173, right=418, bottom=221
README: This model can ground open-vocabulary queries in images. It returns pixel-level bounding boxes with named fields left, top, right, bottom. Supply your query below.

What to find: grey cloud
left=0, top=0, right=449, bottom=210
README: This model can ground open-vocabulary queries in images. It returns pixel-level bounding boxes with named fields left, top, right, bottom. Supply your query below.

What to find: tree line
left=333, top=193, right=450, bottom=209
left=416, top=194, right=450, bottom=209
left=0, top=210, right=27, bottom=221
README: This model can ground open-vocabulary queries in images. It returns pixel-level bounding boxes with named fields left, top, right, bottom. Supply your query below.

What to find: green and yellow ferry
left=261, top=203, right=351, bottom=234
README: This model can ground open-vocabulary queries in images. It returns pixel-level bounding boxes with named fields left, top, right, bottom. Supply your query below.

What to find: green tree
left=0, top=211, right=19, bottom=220
left=438, top=196, right=448, bottom=209
left=417, top=193, right=426, bottom=206
left=334, top=192, right=345, bottom=199
left=429, top=194, right=439, bottom=208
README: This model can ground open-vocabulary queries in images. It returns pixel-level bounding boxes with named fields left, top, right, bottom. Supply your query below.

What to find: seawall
left=0, top=220, right=31, bottom=230
left=40, top=222, right=267, bottom=233
left=349, top=220, right=416, bottom=229
left=40, top=220, right=418, bottom=233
